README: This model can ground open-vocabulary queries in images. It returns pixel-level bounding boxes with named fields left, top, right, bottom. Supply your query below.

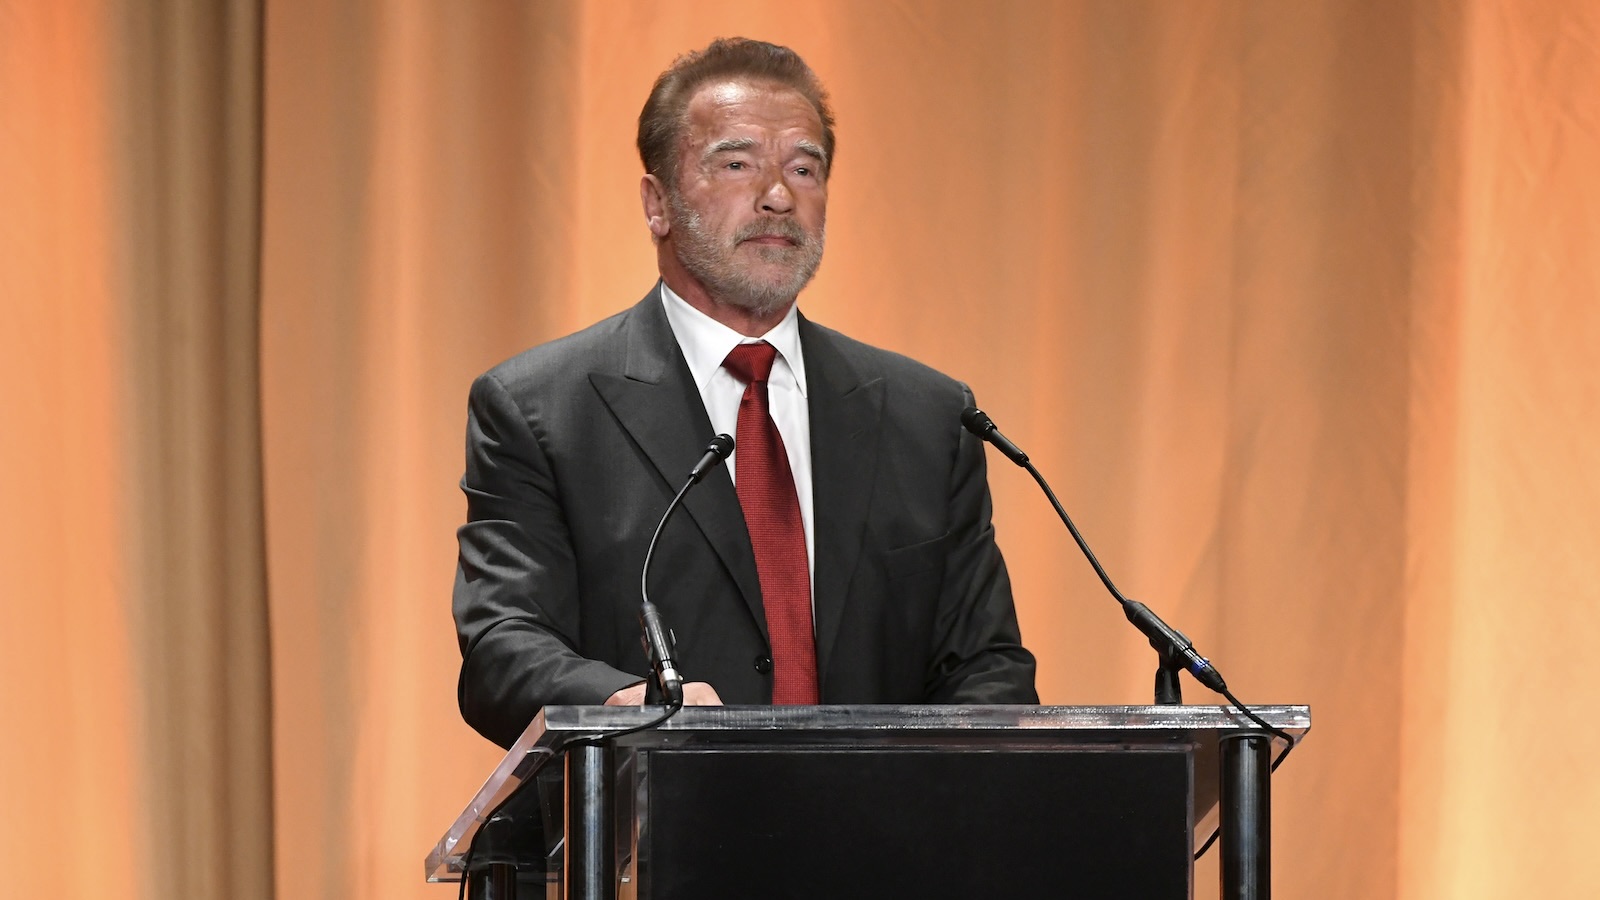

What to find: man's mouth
left=741, top=234, right=798, bottom=247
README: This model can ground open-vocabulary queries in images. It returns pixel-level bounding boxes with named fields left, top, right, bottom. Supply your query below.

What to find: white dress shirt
left=659, top=283, right=815, bottom=592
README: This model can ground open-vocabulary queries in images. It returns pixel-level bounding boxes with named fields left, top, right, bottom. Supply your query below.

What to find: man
left=454, top=38, right=1036, bottom=749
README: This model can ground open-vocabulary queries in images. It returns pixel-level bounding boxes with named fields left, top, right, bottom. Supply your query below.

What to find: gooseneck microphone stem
left=1020, top=457, right=1226, bottom=700
left=639, top=490, right=688, bottom=706
left=961, top=407, right=1228, bottom=701
left=1018, top=458, right=1124, bottom=603
left=638, top=434, right=735, bottom=708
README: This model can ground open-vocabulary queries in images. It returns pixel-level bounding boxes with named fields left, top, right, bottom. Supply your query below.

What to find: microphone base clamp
left=1154, top=653, right=1184, bottom=705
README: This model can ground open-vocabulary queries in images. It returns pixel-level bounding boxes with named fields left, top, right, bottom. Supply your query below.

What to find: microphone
left=960, top=406, right=1029, bottom=466
left=688, top=433, right=736, bottom=483
left=638, top=434, right=736, bottom=706
left=961, top=407, right=1228, bottom=701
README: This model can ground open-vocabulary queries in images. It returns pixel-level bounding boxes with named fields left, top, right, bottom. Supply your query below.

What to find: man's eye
left=727, top=161, right=745, bottom=170
left=795, top=166, right=811, bottom=177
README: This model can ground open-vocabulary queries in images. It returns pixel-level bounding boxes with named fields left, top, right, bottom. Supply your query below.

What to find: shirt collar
left=659, top=282, right=808, bottom=396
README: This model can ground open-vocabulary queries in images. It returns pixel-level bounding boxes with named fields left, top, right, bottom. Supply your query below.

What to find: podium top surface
left=548, top=701, right=1304, bottom=737
left=425, top=703, right=1309, bottom=881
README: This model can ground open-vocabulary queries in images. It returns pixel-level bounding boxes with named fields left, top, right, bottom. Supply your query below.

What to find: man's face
left=665, top=79, right=828, bottom=316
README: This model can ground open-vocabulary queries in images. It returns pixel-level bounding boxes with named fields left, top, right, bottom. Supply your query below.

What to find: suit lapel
left=801, top=318, right=885, bottom=682
left=588, top=290, right=767, bottom=638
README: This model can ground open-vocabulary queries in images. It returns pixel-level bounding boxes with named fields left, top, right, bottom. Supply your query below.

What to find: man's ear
left=641, top=174, right=670, bottom=240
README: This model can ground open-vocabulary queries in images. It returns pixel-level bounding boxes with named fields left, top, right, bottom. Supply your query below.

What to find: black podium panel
left=638, top=748, right=1192, bottom=899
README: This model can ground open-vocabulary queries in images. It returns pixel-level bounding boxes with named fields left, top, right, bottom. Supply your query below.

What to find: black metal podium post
left=564, top=741, right=614, bottom=900
left=1220, top=731, right=1273, bottom=899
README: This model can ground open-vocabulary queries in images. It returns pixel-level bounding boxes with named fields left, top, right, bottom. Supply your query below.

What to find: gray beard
left=668, top=194, right=825, bottom=317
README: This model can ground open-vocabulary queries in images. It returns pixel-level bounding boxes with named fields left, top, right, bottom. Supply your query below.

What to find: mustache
left=734, top=217, right=809, bottom=245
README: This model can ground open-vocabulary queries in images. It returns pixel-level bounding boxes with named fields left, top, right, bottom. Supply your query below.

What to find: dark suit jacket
left=454, top=287, right=1037, bottom=748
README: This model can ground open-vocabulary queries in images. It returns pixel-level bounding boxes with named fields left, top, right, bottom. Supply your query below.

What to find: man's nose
left=759, top=176, right=795, bottom=214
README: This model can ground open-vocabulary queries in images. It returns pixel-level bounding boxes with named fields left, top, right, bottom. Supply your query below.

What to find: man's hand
left=604, top=681, right=723, bottom=706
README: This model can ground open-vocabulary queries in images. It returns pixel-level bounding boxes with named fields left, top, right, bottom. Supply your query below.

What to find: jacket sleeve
left=923, top=384, right=1040, bottom=704
left=453, top=371, right=642, bottom=748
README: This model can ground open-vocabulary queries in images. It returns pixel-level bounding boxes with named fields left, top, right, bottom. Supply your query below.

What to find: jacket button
left=754, top=655, right=773, bottom=674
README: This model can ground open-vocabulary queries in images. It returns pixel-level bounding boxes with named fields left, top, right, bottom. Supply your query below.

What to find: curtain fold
left=0, top=2, right=272, bottom=899
left=259, top=4, right=583, bottom=897
left=1399, top=3, right=1600, bottom=895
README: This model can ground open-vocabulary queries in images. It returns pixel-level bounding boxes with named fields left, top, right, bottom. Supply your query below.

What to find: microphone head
left=960, top=406, right=993, bottom=435
left=687, top=434, right=736, bottom=484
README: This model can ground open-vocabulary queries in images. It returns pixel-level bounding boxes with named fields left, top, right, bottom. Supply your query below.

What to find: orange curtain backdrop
left=6, top=1, right=1600, bottom=899
left=1401, top=2, right=1600, bottom=893
left=1, top=6, right=144, bottom=896
left=1, top=2, right=272, bottom=900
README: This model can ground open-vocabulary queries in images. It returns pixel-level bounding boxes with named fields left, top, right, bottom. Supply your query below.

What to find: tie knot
left=722, top=341, right=778, bottom=384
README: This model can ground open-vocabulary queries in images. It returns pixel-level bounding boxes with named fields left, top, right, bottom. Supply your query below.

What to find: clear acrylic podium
left=426, top=704, right=1310, bottom=899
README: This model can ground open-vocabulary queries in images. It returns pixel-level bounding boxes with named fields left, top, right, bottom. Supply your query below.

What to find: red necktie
left=722, top=341, right=819, bottom=704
